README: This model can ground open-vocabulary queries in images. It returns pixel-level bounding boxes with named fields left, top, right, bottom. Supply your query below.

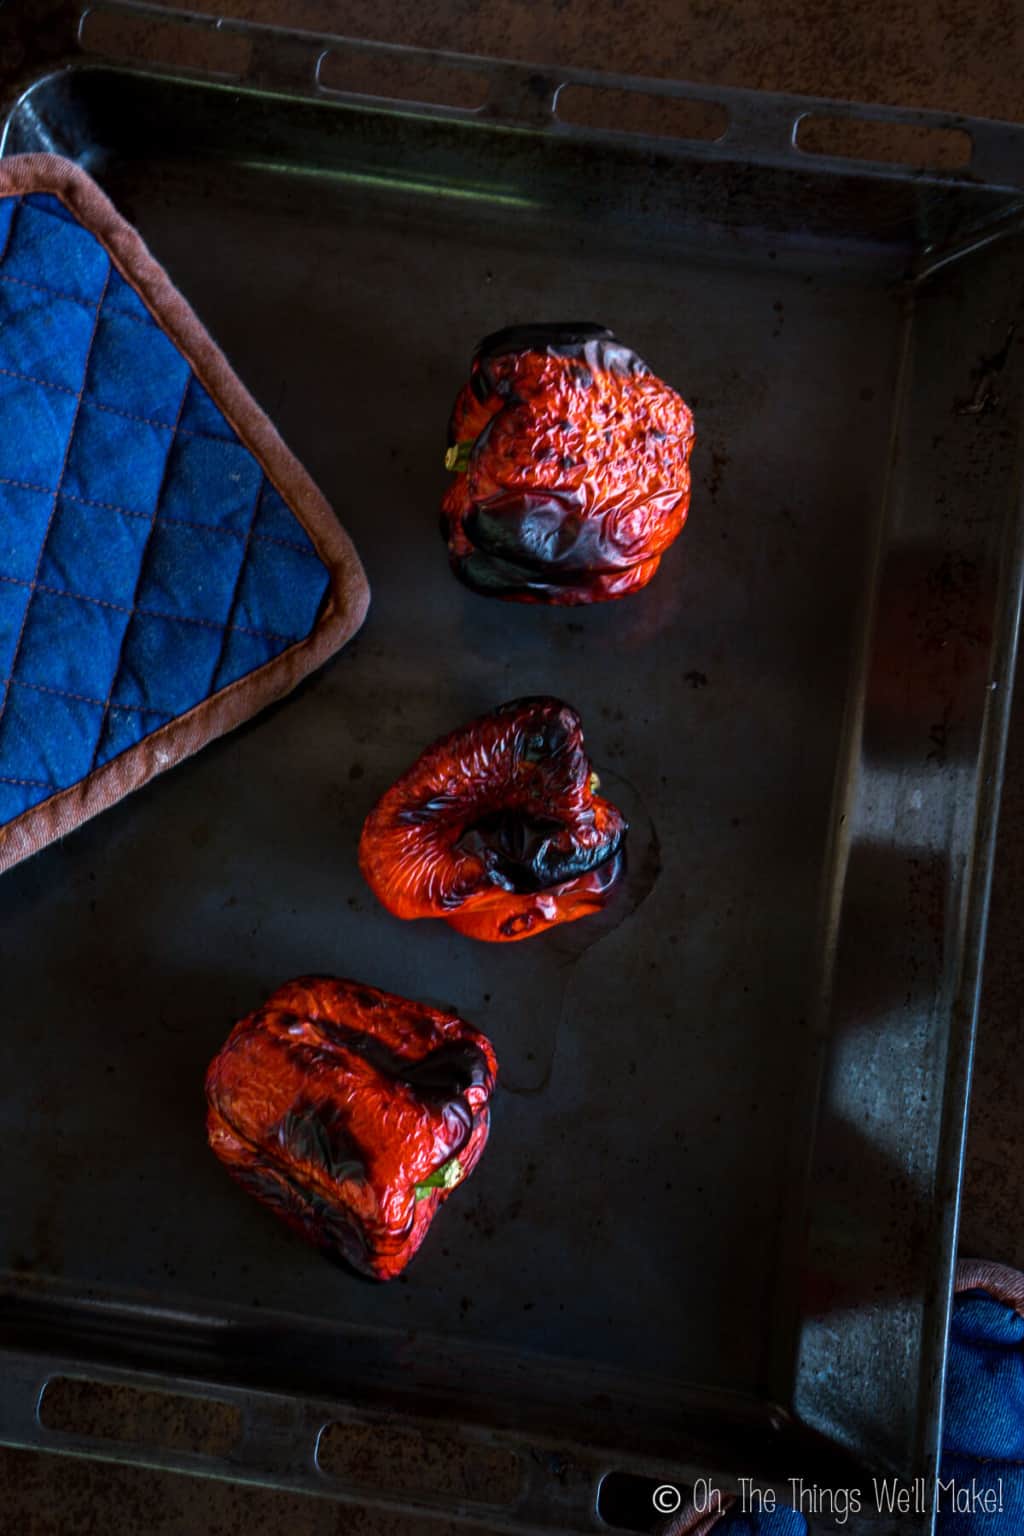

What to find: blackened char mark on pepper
left=455, top=549, right=662, bottom=604
left=495, top=844, right=626, bottom=936
left=456, top=550, right=592, bottom=599
left=457, top=807, right=626, bottom=893
left=224, top=1150, right=376, bottom=1275
left=465, top=486, right=680, bottom=577
left=466, top=491, right=589, bottom=572
left=472, top=323, right=648, bottom=403
left=276, top=1099, right=367, bottom=1184
left=401, top=1039, right=492, bottom=1098
left=285, top=1015, right=489, bottom=1144
left=476, top=321, right=612, bottom=359
left=296, top=1015, right=490, bottom=1097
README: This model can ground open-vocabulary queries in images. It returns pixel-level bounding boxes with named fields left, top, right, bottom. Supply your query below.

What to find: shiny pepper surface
left=358, top=697, right=627, bottom=942
left=442, top=323, right=694, bottom=603
left=206, top=977, right=497, bottom=1280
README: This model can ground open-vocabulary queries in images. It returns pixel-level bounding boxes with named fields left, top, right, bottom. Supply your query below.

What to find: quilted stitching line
left=0, top=482, right=320, bottom=561
left=7, top=677, right=170, bottom=715
left=89, top=399, right=220, bottom=437
left=137, top=605, right=300, bottom=644
left=90, top=398, right=276, bottom=446
left=0, top=475, right=55, bottom=494
left=0, top=774, right=54, bottom=788
left=0, top=367, right=219, bottom=443
left=0, top=363, right=80, bottom=397
left=0, top=269, right=98, bottom=311
left=0, top=261, right=214, bottom=337
left=85, top=365, right=195, bottom=776
left=0, top=572, right=304, bottom=645
left=0, top=357, right=268, bottom=450
left=63, top=490, right=320, bottom=556
left=160, top=515, right=319, bottom=560
left=139, top=607, right=300, bottom=644
left=0, top=257, right=114, bottom=737
left=207, top=474, right=266, bottom=691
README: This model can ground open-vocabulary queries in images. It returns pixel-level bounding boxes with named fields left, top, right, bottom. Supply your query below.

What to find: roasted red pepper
left=358, top=697, right=627, bottom=942
left=441, top=323, right=695, bottom=604
left=205, top=977, right=497, bottom=1281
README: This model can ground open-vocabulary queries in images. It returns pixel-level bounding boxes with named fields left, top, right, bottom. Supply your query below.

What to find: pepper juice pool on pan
left=358, top=696, right=627, bottom=942
left=441, top=323, right=695, bottom=603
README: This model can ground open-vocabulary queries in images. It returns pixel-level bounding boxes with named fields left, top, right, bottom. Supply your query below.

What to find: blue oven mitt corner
left=938, top=1260, right=1024, bottom=1536
left=663, top=1260, right=1024, bottom=1536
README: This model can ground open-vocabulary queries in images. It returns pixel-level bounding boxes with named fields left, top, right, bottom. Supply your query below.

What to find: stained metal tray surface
left=2, top=4, right=1024, bottom=1532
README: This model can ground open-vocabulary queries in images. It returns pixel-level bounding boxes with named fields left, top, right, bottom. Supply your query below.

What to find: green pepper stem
left=414, top=1155, right=465, bottom=1200
left=444, top=441, right=474, bottom=474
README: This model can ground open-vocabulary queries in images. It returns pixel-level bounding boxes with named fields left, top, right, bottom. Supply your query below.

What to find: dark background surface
left=4, top=1, right=1024, bottom=1530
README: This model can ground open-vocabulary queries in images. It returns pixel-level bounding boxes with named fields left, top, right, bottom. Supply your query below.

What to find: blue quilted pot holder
left=0, top=154, right=369, bottom=870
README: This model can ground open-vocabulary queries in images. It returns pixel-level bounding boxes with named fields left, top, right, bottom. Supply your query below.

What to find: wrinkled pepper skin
left=358, top=697, right=627, bottom=942
left=441, top=323, right=695, bottom=604
left=205, top=977, right=497, bottom=1281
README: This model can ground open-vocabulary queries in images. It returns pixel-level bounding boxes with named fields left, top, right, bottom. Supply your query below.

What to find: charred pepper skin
left=358, top=697, right=627, bottom=943
left=205, top=977, right=497, bottom=1282
left=441, top=323, right=695, bottom=604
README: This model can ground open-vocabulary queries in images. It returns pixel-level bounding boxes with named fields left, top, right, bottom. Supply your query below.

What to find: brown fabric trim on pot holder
left=956, top=1259, right=1024, bottom=1318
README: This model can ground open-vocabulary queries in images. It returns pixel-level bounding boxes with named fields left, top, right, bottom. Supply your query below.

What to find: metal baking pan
left=2, top=3, right=1024, bottom=1532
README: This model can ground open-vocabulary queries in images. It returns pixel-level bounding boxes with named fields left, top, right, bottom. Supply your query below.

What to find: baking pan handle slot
left=554, top=83, right=727, bottom=145
left=0, top=1357, right=256, bottom=1480
left=705, top=89, right=1024, bottom=192
left=779, top=95, right=1024, bottom=192
left=314, top=1412, right=526, bottom=1506
left=597, top=1469, right=696, bottom=1532
left=315, top=43, right=490, bottom=115
left=313, top=1410, right=607, bottom=1530
left=37, top=1374, right=244, bottom=1456
left=2, top=1351, right=608, bottom=1530
left=794, top=107, right=972, bottom=173
left=77, top=4, right=252, bottom=81
left=30, top=1383, right=321, bottom=1489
